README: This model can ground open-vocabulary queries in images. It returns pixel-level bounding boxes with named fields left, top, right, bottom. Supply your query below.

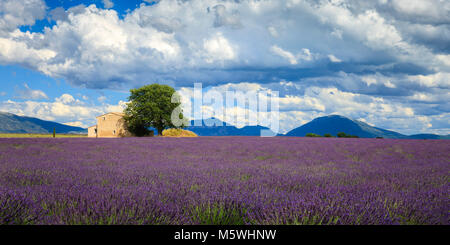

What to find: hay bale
left=162, top=128, right=198, bottom=137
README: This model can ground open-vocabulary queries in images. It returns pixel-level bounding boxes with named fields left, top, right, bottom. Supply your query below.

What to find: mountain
left=185, top=117, right=277, bottom=136
left=285, top=115, right=407, bottom=138
left=185, top=116, right=447, bottom=139
left=284, top=115, right=449, bottom=139
left=2, top=111, right=445, bottom=139
left=406, top=134, right=450, bottom=140
left=0, top=112, right=87, bottom=134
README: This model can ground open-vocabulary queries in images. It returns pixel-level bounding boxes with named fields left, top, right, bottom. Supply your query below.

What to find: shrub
left=337, top=132, right=359, bottom=138
left=337, top=132, right=347, bottom=138
left=305, top=133, right=321, bottom=137
left=162, top=128, right=198, bottom=137
left=323, top=133, right=333, bottom=137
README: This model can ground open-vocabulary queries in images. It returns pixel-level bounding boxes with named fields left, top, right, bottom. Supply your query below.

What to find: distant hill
left=406, top=134, right=450, bottom=140
left=284, top=115, right=448, bottom=139
left=285, top=115, right=406, bottom=138
left=0, top=112, right=87, bottom=134
left=2, top=111, right=446, bottom=139
left=185, top=116, right=448, bottom=139
left=185, top=118, right=277, bottom=136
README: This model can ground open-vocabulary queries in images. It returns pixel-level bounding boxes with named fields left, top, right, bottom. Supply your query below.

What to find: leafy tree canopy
left=124, top=84, right=187, bottom=136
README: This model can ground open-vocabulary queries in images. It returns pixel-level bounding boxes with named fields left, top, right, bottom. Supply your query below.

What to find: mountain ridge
left=185, top=117, right=277, bottom=136
left=284, top=115, right=449, bottom=139
left=0, top=111, right=87, bottom=134
left=0, top=111, right=448, bottom=139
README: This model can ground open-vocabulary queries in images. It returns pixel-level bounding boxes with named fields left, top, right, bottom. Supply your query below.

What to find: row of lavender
left=0, top=137, right=448, bottom=224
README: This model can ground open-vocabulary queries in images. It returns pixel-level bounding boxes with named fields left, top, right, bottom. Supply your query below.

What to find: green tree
left=124, top=84, right=187, bottom=136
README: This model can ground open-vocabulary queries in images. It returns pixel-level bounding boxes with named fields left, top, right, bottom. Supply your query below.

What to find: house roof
left=96, top=112, right=125, bottom=118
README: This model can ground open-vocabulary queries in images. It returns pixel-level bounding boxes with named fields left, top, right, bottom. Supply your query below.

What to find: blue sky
left=0, top=0, right=449, bottom=134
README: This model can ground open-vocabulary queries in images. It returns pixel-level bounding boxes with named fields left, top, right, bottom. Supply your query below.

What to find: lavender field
left=0, top=137, right=448, bottom=225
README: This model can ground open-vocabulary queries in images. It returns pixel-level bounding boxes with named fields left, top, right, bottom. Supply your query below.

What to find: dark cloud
left=402, top=24, right=450, bottom=53
left=212, top=4, right=242, bottom=29
left=49, top=7, right=68, bottom=22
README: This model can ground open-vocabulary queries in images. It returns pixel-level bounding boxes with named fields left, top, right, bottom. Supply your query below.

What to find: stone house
left=88, top=112, right=131, bottom=138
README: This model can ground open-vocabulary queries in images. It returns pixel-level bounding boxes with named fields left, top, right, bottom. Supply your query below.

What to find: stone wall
left=96, top=113, right=131, bottom=137
left=88, top=126, right=97, bottom=137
